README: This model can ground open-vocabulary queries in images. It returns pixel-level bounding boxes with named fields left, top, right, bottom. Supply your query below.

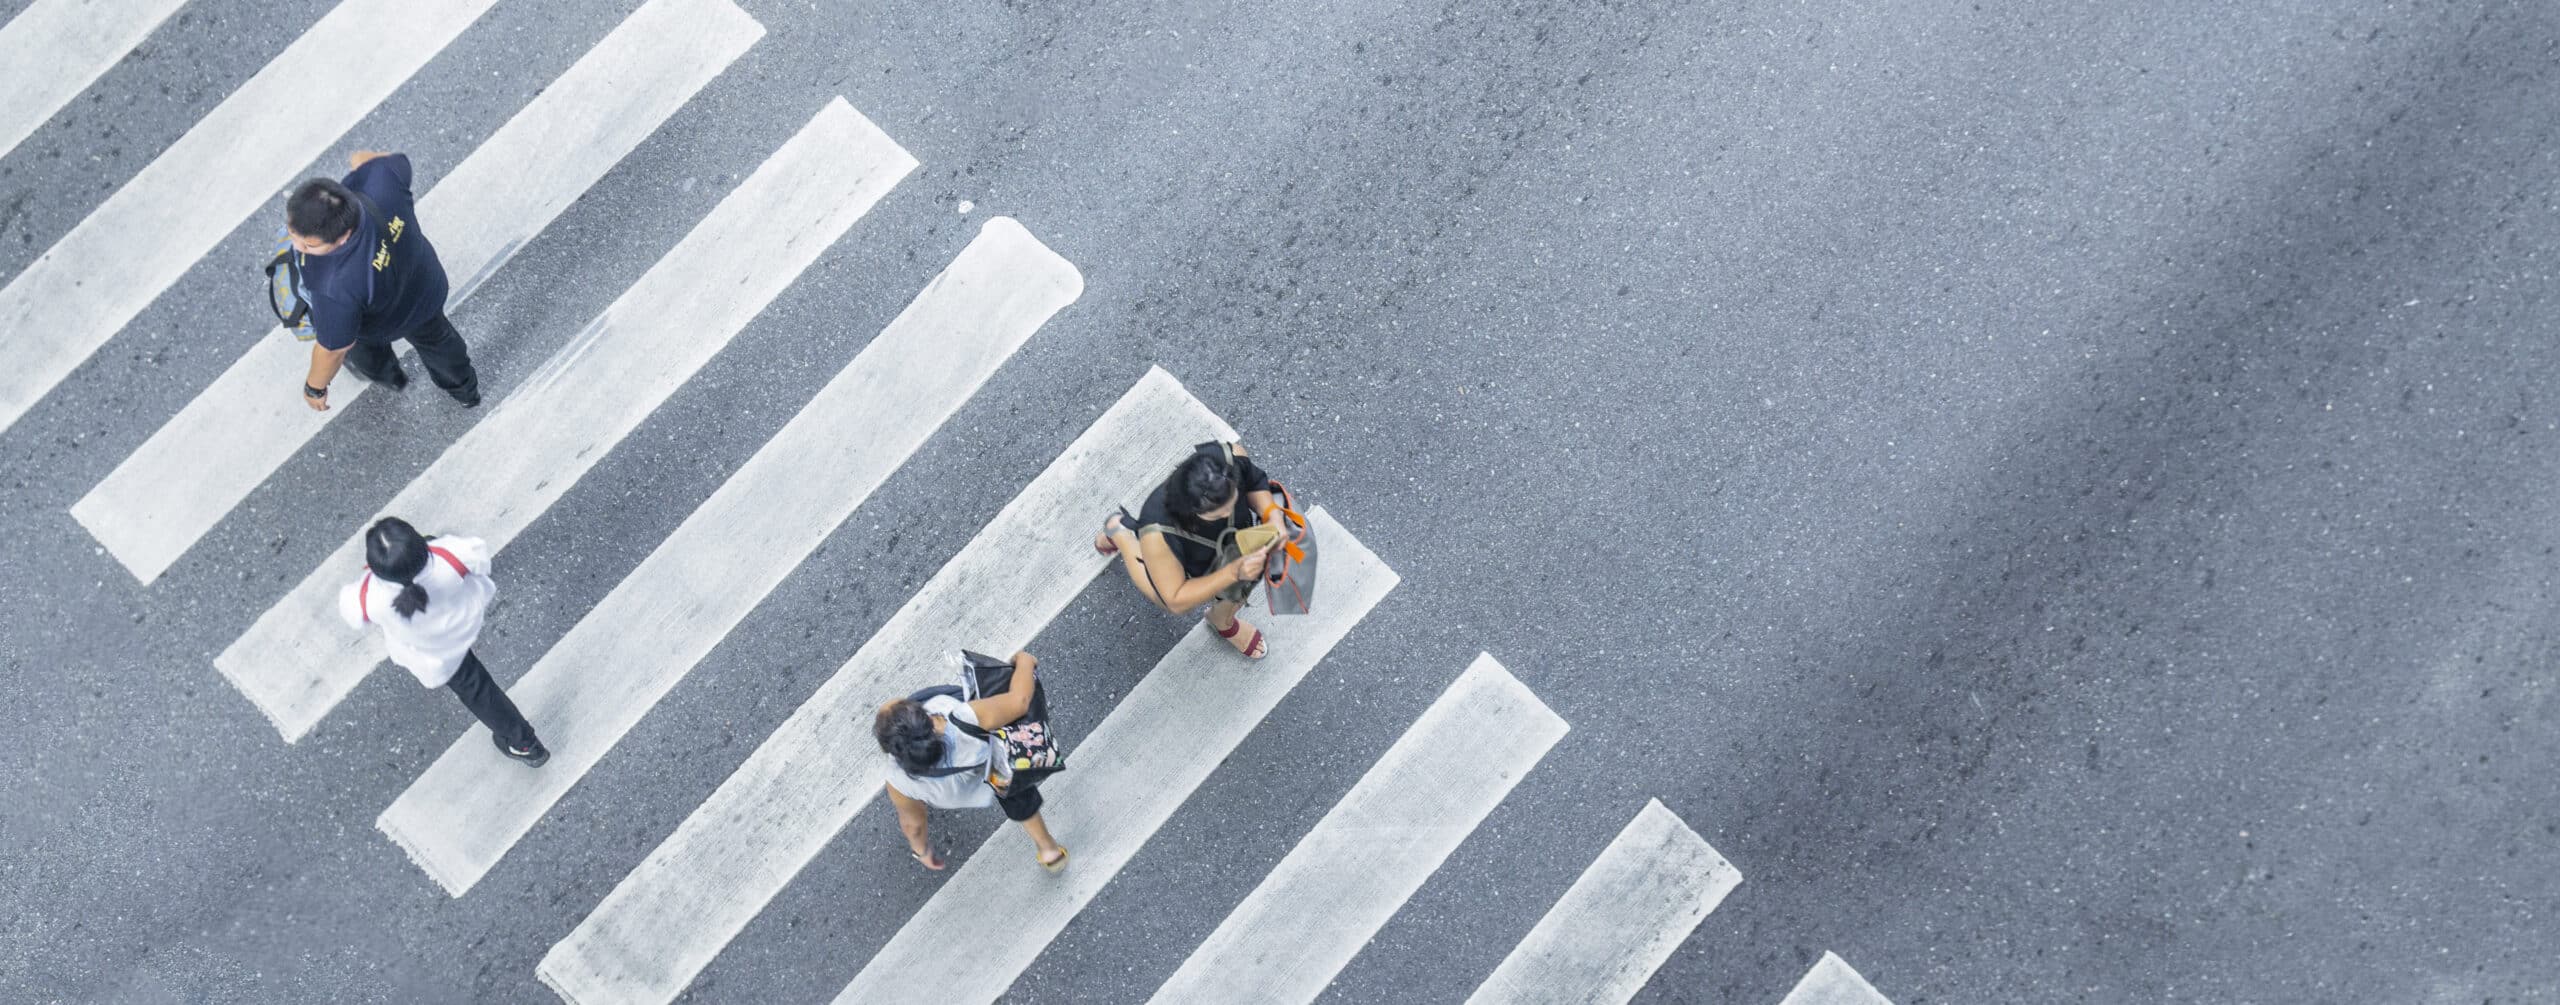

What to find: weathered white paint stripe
left=831, top=507, right=1398, bottom=1005
left=1776, top=952, right=1896, bottom=1005
left=536, top=367, right=1234, bottom=1005
left=1464, top=800, right=1741, bottom=1005
left=0, top=0, right=505, bottom=436
left=212, top=99, right=915, bottom=742
left=376, top=218, right=1081, bottom=896
left=72, top=0, right=764, bottom=585
left=1146, top=654, right=1567, bottom=1005
left=0, top=0, right=193, bottom=161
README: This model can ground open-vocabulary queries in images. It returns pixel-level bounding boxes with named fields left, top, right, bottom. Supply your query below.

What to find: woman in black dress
left=1095, top=441, right=1280, bottom=659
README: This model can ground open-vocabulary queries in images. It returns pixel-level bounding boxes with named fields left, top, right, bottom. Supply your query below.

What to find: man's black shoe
left=493, top=733, right=549, bottom=767
left=447, top=384, right=481, bottom=408
left=371, top=368, right=411, bottom=392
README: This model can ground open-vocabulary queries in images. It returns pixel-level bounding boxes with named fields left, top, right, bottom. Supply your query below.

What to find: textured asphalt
left=2, top=0, right=2556, bottom=1002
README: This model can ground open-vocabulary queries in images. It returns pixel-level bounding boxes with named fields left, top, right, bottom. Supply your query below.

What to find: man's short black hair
left=286, top=178, right=360, bottom=242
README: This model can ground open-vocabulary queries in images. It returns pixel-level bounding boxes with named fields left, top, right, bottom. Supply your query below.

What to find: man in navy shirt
left=285, top=150, right=480, bottom=410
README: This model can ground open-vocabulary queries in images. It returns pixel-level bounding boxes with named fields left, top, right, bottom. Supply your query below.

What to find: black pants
left=348, top=313, right=477, bottom=395
left=993, top=781, right=1044, bottom=822
left=446, top=650, right=538, bottom=750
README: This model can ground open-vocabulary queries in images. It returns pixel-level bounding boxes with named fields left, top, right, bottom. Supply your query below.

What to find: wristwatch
left=304, top=383, right=329, bottom=399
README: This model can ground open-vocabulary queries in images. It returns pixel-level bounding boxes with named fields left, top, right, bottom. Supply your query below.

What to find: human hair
left=286, top=178, right=361, bottom=243
left=1163, top=451, right=1239, bottom=523
left=363, top=517, right=432, bottom=619
left=874, top=699, right=944, bottom=775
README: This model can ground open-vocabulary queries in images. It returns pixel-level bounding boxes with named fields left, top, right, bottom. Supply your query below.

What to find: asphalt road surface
left=1, top=0, right=2554, bottom=1002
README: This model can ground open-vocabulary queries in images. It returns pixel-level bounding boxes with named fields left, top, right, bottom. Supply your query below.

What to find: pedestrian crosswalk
left=0, top=0, right=191, bottom=162
left=0, top=0, right=505, bottom=437
left=1466, top=799, right=1742, bottom=1005
left=1778, top=953, right=1898, bottom=1005
left=0, top=8, right=1901, bottom=1003
left=831, top=503, right=1401, bottom=1005
left=72, top=0, right=765, bottom=586
left=1148, top=653, right=1567, bottom=1005
left=539, top=366, right=1237, bottom=1004
left=376, top=216, right=1081, bottom=897
left=212, top=97, right=915, bottom=743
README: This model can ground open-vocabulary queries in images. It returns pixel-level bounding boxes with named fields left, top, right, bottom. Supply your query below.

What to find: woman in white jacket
left=337, top=516, right=548, bottom=766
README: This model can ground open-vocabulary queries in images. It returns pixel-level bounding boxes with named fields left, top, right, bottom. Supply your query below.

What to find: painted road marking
left=1464, top=799, right=1741, bottom=1005
left=72, top=0, right=764, bottom=585
left=536, top=367, right=1234, bottom=1005
left=1146, top=654, right=1568, bottom=1005
left=0, top=0, right=505, bottom=437
left=211, top=99, right=915, bottom=742
left=0, top=0, right=192, bottom=161
left=375, top=218, right=1081, bottom=895
left=1777, top=952, right=1896, bottom=1005
left=832, top=506, right=1400, bottom=1004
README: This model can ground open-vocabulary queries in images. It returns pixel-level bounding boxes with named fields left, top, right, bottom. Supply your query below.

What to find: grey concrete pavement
left=2, top=0, right=2554, bottom=1001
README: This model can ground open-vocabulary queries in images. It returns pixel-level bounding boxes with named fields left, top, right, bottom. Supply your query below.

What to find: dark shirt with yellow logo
left=296, top=154, right=449, bottom=350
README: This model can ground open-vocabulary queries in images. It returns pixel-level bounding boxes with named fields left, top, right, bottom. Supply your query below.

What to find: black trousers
left=348, top=313, right=477, bottom=394
left=446, top=650, right=538, bottom=750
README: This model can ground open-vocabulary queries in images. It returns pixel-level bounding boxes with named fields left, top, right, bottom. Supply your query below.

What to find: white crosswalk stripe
left=212, top=98, right=916, bottom=743
left=1465, top=800, right=1742, bottom=1005
left=0, top=0, right=506, bottom=437
left=71, top=0, right=765, bottom=585
left=375, top=217, right=1082, bottom=896
left=0, top=0, right=192, bottom=161
left=1777, top=952, right=1896, bottom=1005
left=1145, top=653, right=1568, bottom=1005
left=834, top=505, right=1401, bottom=1005
left=536, top=367, right=1235, bottom=1005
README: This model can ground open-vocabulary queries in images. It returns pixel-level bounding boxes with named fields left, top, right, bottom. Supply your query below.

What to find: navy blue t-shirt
left=295, top=155, right=449, bottom=349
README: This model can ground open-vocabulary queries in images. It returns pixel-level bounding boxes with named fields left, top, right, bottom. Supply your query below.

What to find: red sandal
left=1214, top=616, right=1267, bottom=660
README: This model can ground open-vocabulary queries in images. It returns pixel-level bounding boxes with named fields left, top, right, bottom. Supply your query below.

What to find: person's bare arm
left=1132, top=532, right=1268, bottom=612
left=965, top=651, right=1038, bottom=728
left=302, top=342, right=350, bottom=411
left=347, top=149, right=393, bottom=170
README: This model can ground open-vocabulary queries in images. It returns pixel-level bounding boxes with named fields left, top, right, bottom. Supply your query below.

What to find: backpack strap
left=904, top=710, right=1002, bottom=779
left=356, top=546, right=470, bottom=624
left=1136, top=520, right=1226, bottom=554
left=265, top=244, right=310, bottom=329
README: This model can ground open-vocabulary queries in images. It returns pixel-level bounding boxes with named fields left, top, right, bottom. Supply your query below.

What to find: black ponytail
left=364, top=517, right=433, bottom=618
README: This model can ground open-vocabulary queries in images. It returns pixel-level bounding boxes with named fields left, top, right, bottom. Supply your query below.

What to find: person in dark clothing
left=284, top=150, right=480, bottom=411
left=1095, top=441, right=1280, bottom=659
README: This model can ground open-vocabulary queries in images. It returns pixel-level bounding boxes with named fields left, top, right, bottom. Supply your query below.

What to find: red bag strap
left=357, top=547, right=468, bottom=624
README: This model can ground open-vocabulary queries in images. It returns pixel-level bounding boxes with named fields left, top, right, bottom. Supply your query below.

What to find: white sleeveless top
left=884, top=694, right=1012, bottom=810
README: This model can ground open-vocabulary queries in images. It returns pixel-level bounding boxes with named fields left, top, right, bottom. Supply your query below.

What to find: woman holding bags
left=1095, top=440, right=1280, bottom=660
left=874, top=650, right=1069, bottom=873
